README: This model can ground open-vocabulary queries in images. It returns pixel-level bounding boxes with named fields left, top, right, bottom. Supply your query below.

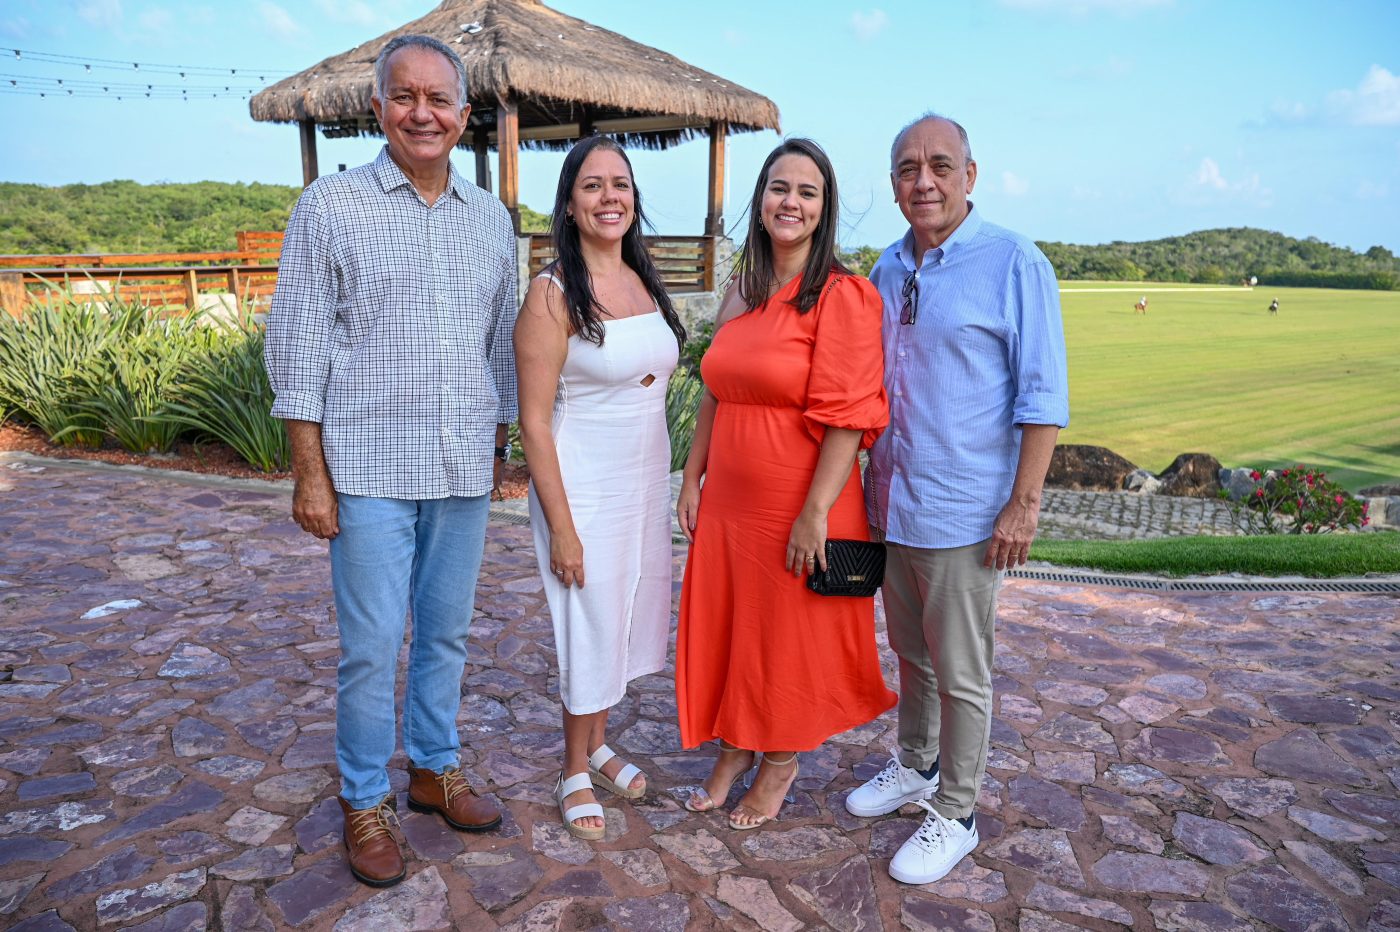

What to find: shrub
left=163, top=317, right=289, bottom=472
left=1221, top=465, right=1370, bottom=534
left=0, top=290, right=132, bottom=448
left=666, top=369, right=705, bottom=473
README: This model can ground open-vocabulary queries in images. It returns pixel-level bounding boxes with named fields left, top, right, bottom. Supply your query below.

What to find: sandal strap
left=587, top=745, right=618, bottom=772
left=562, top=801, right=604, bottom=823
left=559, top=772, right=594, bottom=797
left=762, top=753, right=799, bottom=767
left=717, top=740, right=748, bottom=754
left=612, top=762, right=642, bottom=787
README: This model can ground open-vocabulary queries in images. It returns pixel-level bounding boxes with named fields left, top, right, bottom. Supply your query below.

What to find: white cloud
left=76, top=0, right=122, bottom=29
left=999, top=0, right=1170, bottom=13
left=1194, top=157, right=1227, bottom=190
left=850, top=9, right=888, bottom=41
left=0, top=16, right=33, bottom=39
left=1327, top=65, right=1400, bottom=127
left=1357, top=180, right=1391, bottom=200
left=138, top=6, right=171, bottom=32
left=1186, top=157, right=1272, bottom=207
left=1058, top=56, right=1131, bottom=81
left=312, top=0, right=378, bottom=27
left=257, top=1, right=302, bottom=40
left=1002, top=171, right=1030, bottom=196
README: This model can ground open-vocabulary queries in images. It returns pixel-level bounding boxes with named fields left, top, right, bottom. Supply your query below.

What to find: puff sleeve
left=803, top=273, right=889, bottom=450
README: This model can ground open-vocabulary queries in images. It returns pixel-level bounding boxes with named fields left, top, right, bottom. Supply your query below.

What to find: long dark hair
left=736, top=137, right=849, bottom=314
left=547, top=135, right=686, bottom=350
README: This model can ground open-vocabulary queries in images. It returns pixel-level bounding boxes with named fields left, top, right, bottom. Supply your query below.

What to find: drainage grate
left=1008, top=568, right=1400, bottom=594
left=489, top=509, right=531, bottom=527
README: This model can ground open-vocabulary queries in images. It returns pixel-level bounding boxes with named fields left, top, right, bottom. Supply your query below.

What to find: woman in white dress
left=514, top=136, right=685, bottom=840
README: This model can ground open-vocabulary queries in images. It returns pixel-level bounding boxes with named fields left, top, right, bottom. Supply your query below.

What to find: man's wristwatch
left=494, top=442, right=512, bottom=463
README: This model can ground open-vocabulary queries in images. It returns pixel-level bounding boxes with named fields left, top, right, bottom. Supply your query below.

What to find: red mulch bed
left=0, top=423, right=531, bottom=499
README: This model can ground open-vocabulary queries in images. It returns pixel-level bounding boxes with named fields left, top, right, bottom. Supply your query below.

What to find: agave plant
left=665, top=369, right=705, bottom=473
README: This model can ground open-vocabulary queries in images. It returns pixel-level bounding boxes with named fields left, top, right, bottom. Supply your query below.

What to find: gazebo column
left=704, top=121, right=728, bottom=291
left=705, top=120, right=727, bottom=236
left=498, top=97, right=521, bottom=233
left=473, top=128, right=491, bottom=192
left=298, top=120, right=320, bottom=186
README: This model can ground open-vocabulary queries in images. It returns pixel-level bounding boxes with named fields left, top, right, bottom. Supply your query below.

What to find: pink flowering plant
left=1222, top=466, right=1370, bottom=535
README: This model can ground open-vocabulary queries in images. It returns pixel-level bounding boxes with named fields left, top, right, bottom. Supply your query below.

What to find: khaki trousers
left=883, top=539, right=1001, bottom=821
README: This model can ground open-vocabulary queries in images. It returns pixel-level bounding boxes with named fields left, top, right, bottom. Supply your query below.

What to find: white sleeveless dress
left=528, top=275, right=680, bottom=714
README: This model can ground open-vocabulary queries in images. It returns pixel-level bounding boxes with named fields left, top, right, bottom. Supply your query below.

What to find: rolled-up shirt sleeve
left=1008, top=254, right=1070, bottom=428
left=803, top=274, right=890, bottom=450
left=487, top=246, right=520, bottom=424
left=265, top=185, right=334, bottom=423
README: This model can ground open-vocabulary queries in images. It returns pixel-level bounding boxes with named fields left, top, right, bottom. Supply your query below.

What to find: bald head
left=890, top=114, right=972, bottom=171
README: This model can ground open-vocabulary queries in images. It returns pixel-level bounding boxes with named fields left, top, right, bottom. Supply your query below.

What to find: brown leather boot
left=338, top=796, right=405, bottom=887
left=407, top=766, right=502, bottom=832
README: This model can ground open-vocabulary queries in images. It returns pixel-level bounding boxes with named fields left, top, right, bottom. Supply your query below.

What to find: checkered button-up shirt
left=265, top=147, right=519, bottom=499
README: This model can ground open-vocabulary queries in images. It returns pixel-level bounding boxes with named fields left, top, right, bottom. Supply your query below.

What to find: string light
left=0, top=47, right=287, bottom=79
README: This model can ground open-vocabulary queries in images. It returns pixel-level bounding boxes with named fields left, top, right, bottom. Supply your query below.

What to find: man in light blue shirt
left=846, top=114, right=1069, bottom=885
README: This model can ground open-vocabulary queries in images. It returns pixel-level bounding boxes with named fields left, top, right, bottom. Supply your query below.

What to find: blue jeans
left=329, top=493, right=489, bottom=808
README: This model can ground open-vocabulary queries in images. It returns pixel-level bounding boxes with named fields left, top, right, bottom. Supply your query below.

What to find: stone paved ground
left=1037, top=489, right=1239, bottom=541
left=1, top=457, right=1398, bottom=931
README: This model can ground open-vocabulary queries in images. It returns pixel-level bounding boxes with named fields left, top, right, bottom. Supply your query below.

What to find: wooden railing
left=0, top=232, right=285, bottom=316
left=0, top=265, right=279, bottom=316
left=527, top=234, right=716, bottom=293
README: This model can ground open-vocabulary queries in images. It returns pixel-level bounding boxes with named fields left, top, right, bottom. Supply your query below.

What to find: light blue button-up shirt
left=865, top=205, right=1069, bottom=549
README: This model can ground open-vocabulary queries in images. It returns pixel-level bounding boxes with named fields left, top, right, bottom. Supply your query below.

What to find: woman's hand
left=550, top=529, right=586, bottom=588
left=677, top=478, right=702, bottom=542
left=785, top=506, right=829, bottom=576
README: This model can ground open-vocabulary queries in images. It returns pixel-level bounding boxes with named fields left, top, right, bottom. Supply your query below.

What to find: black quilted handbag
left=806, top=539, right=886, bottom=597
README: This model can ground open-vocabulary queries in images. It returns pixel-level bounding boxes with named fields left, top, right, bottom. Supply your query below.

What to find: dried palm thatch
left=248, top=0, right=780, bottom=150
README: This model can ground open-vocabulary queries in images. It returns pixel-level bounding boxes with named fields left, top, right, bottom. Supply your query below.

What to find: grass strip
left=1029, top=532, right=1400, bottom=578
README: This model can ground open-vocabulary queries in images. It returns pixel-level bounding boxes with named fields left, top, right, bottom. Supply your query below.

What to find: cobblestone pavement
left=1, top=458, right=1397, bottom=931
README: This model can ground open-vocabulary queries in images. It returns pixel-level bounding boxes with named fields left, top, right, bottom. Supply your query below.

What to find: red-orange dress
left=677, top=272, right=897, bottom=752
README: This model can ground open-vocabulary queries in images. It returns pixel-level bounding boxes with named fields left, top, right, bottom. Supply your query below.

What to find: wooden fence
left=0, top=232, right=284, bottom=316
left=527, top=234, right=716, bottom=292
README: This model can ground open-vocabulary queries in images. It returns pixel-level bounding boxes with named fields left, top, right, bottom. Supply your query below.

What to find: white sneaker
left=888, top=801, right=979, bottom=885
left=845, top=754, right=939, bottom=817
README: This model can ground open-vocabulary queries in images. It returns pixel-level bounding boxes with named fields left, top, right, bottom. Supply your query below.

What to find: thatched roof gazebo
left=249, top=0, right=780, bottom=242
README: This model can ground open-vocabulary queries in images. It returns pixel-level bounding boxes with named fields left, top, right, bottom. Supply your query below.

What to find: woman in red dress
left=675, top=138, right=895, bottom=830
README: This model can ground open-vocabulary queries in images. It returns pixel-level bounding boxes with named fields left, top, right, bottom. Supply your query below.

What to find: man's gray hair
left=374, top=34, right=469, bottom=105
left=889, top=113, right=972, bottom=170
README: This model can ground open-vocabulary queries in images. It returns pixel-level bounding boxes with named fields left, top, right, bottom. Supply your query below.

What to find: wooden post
left=183, top=270, right=199, bottom=312
left=0, top=272, right=26, bottom=317
left=705, top=120, right=727, bottom=237
left=473, top=128, right=491, bottom=192
left=299, top=120, right=320, bottom=187
left=498, top=97, right=520, bottom=233
left=227, top=268, right=243, bottom=307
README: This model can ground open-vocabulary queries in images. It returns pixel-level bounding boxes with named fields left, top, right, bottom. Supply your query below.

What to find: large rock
left=1158, top=453, right=1223, bottom=497
left=1046, top=445, right=1138, bottom=491
left=1358, top=483, right=1400, bottom=497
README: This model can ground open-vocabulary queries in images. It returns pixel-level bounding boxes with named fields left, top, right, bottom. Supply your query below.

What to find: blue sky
left=1, top=0, right=1397, bottom=253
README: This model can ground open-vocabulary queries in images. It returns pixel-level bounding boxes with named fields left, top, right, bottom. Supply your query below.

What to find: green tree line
left=4, top=182, right=1393, bottom=290
left=843, top=228, right=1399, bottom=290
left=0, top=180, right=548, bottom=255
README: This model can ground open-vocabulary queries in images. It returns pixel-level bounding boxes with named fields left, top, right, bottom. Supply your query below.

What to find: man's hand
left=292, top=475, right=339, bottom=540
left=983, top=496, right=1040, bottom=570
left=286, top=419, right=338, bottom=540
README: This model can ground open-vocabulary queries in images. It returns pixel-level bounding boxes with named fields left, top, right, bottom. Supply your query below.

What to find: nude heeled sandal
left=728, top=753, right=799, bottom=831
left=685, top=740, right=756, bottom=813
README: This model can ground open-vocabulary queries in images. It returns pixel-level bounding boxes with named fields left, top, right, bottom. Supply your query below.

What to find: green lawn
left=1030, top=531, right=1400, bottom=578
left=1058, top=283, right=1400, bottom=491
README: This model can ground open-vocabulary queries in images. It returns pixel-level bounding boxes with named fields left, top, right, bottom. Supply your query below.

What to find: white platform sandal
left=588, top=744, right=646, bottom=799
left=556, top=771, right=606, bottom=841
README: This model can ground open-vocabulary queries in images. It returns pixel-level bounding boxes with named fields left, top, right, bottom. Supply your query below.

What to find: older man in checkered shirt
left=265, top=35, right=517, bottom=888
